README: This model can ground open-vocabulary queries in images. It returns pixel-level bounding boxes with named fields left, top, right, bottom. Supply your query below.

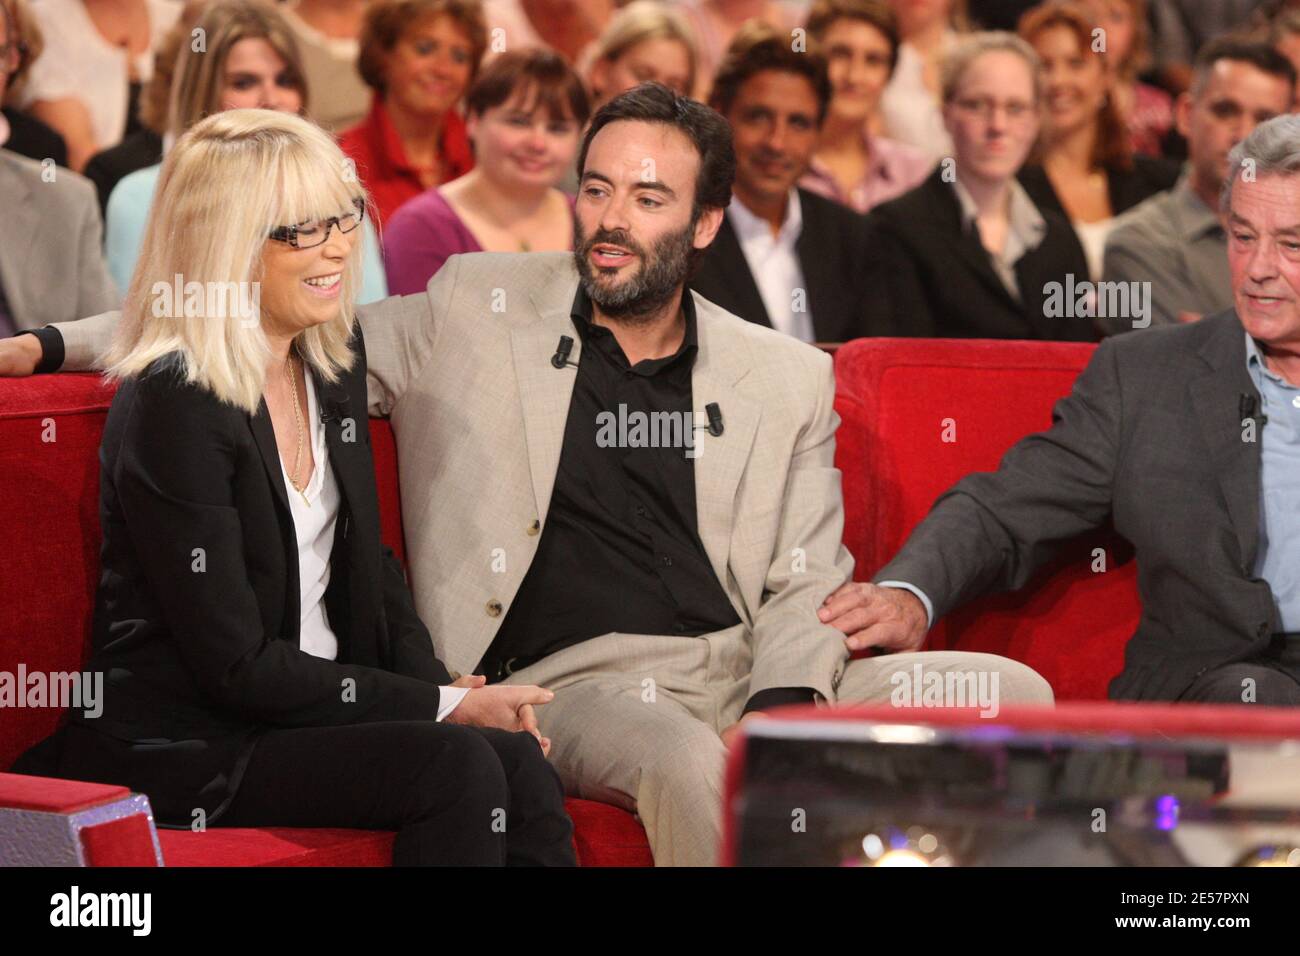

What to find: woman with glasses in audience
left=1084, top=0, right=1174, bottom=157
left=865, top=31, right=1096, bottom=340
left=1016, top=1, right=1178, bottom=281
left=102, top=0, right=389, bottom=307
left=340, top=0, right=486, bottom=226
left=384, top=48, right=587, bottom=295
left=800, top=0, right=935, bottom=214
left=878, top=0, right=970, bottom=160
left=12, top=108, right=575, bottom=867
left=13, top=0, right=180, bottom=171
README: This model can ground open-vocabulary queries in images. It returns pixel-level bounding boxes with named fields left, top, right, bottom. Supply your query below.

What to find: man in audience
left=0, top=0, right=115, bottom=338
left=2, top=85, right=1054, bottom=865
left=1102, top=37, right=1293, bottom=331
left=819, top=113, right=1300, bottom=706
left=690, top=22, right=883, bottom=344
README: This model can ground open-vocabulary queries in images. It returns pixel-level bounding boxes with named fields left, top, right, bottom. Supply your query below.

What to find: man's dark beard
left=573, top=217, right=696, bottom=326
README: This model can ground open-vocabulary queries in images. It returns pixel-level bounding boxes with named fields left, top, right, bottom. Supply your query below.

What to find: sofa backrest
left=0, top=374, right=408, bottom=770
left=832, top=338, right=1140, bottom=701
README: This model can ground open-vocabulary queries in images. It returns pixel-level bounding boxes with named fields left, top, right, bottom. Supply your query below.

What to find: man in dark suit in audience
left=818, top=114, right=1300, bottom=706
left=864, top=31, right=1095, bottom=341
left=0, top=0, right=115, bottom=339
left=689, top=21, right=884, bottom=345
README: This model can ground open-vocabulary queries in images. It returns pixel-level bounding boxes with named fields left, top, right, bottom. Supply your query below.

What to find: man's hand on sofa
left=446, top=684, right=556, bottom=755
left=818, top=582, right=928, bottom=653
left=0, top=335, right=41, bottom=376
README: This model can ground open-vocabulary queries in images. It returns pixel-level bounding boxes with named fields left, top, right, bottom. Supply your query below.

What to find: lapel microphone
left=551, top=335, right=577, bottom=369
left=1239, top=393, right=1268, bottom=427
left=693, top=402, right=724, bottom=437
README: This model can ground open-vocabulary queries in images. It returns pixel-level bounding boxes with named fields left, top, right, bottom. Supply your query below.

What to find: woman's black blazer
left=17, top=326, right=452, bottom=825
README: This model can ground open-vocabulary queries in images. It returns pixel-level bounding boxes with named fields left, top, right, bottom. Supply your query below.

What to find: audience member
left=0, top=0, right=67, bottom=167
left=1267, top=7, right=1300, bottom=107
left=878, top=0, right=968, bottom=159
left=340, top=0, right=486, bottom=226
left=1016, top=1, right=1179, bottom=281
left=799, top=0, right=935, bottom=213
left=82, top=0, right=208, bottom=216
left=0, top=0, right=115, bottom=335
left=1148, top=0, right=1263, bottom=95
left=693, top=22, right=883, bottom=342
left=583, top=0, right=698, bottom=109
left=15, top=0, right=180, bottom=171
left=832, top=113, right=1300, bottom=705
left=679, top=0, right=806, bottom=100
left=1085, top=0, right=1175, bottom=156
left=865, top=31, right=1095, bottom=339
left=281, top=0, right=372, bottom=133
left=102, top=0, right=390, bottom=305
left=384, top=47, right=587, bottom=294
left=1103, top=36, right=1293, bottom=328
left=483, top=0, right=615, bottom=63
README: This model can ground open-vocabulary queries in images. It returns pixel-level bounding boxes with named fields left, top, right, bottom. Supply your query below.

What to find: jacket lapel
left=708, top=214, right=772, bottom=328
left=519, top=282, right=584, bottom=523
left=690, top=293, right=761, bottom=599
left=1188, top=314, right=1262, bottom=571
left=921, top=170, right=1025, bottom=313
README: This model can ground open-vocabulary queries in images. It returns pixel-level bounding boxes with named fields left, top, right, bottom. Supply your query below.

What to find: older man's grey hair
left=1221, top=114, right=1300, bottom=213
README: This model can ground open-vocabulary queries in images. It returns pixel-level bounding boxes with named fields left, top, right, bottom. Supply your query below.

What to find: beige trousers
left=504, top=626, right=1054, bottom=866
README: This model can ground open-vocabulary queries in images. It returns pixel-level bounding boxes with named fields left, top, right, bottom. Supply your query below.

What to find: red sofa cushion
left=0, top=374, right=650, bottom=866
left=832, top=339, right=1141, bottom=701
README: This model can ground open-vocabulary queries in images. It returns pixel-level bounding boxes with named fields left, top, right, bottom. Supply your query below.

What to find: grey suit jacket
left=874, top=309, right=1280, bottom=701
left=53, top=251, right=855, bottom=702
left=0, top=149, right=116, bottom=330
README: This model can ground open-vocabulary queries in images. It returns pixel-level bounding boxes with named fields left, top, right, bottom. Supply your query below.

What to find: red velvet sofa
left=0, top=337, right=1143, bottom=865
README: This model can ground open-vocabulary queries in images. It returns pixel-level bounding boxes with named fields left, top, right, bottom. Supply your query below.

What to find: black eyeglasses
left=269, top=198, right=365, bottom=249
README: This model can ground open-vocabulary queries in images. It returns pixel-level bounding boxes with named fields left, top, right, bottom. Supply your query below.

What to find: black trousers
left=218, top=721, right=576, bottom=866
left=1178, top=638, right=1300, bottom=706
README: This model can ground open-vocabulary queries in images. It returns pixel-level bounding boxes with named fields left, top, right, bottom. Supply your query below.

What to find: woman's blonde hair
left=583, top=0, right=699, bottom=99
left=167, top=0, right=308, bottom=137
left=104, top=109, right=366, bottom=413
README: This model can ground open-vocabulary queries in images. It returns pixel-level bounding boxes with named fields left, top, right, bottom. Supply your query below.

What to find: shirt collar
left=950, top=174, right=1047, bottom=251
left=1244, top=331, right=1294, bottom=389
left=727, top=187, right=803, bottom=245
left=569, top=282, right=699, bottom=375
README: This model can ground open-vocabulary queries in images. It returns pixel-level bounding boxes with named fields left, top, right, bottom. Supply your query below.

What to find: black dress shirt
left=484, top=284, right=739, bottom=664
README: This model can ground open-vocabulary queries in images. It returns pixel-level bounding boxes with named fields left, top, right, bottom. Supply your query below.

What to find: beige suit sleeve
left=358, top=253, right=462, bottom=417
left=50, top=309, right=122, bottom=370
left=746, top=350, right=856, bottom=702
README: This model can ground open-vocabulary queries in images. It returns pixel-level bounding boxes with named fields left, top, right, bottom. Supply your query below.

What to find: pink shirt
left=798, top=132, right=935, bottom=215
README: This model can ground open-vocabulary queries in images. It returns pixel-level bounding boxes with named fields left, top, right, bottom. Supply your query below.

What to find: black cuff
left=742, top=686, right=817, bottom=716
left=16, top=327, right=65, bottom=374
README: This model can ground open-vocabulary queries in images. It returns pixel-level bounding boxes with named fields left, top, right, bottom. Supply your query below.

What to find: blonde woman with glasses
left=10, top=109, right=576, bottom=866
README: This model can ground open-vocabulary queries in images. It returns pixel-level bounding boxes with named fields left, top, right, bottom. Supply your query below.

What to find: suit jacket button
left=527, top=520, right=540, bottom=536
left=486, top=600, right=503, bottom=617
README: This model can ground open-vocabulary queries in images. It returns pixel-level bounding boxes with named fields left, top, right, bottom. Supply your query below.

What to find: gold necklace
left=284, top=355, right=311, bottom=507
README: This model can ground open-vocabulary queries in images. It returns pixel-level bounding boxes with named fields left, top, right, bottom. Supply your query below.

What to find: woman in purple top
left=384, top=47, right=589, bottom=295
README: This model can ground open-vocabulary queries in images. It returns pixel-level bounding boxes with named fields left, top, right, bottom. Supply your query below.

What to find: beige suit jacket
left=53, top=250, right=854, bottom=700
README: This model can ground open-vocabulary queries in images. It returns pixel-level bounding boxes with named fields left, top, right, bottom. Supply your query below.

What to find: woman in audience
left=800, top=0, right=935, bottom=213
left=340, top=0, right=487, bottom=226
left=583, top=0, right=698, bottom=110
left=103, top=0, right=389, bottom=305
left=679, top=0, right=806, bottom=100
left=865, top=31, right=1096, bottom=340
left=1016, top=1, right=1178, bottom=280
left=11, top=108, right=574, bottom=866
left=15, top=0, right=180, bottom=171
left=1084, top=0, right=1173, bottom=156
left=878, top=0, right=969, bottom=159
left=281, top=0, right=372, bottom=133
left=384, top=48, right=587, bottom=294
left=83, top=0, right=208, bottom=216
left=483, top=0, right=615, bottom=64
left=0, top=0, right=69, bottom=167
